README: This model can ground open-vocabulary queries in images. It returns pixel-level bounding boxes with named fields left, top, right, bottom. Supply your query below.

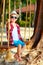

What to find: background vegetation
left=2, top=0, right=36, bottom=27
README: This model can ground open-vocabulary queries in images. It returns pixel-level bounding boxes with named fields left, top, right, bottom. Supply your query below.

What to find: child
left=6, top=11, right=26, bottom=61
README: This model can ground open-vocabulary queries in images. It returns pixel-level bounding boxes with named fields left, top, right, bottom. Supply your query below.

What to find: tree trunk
left=31, top=0, right=41, bottom=39
left=29, top=0, right=43, bottom=49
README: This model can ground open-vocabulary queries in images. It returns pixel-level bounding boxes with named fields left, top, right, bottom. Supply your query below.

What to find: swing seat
left=0, top=42, right=15, bottom=49
left=0, top=39, right=29, bottom=49
left=0, top=45, right=15, bottom=49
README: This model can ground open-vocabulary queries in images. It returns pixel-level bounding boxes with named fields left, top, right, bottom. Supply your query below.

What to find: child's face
left=10, top=14, right=17, bottom=23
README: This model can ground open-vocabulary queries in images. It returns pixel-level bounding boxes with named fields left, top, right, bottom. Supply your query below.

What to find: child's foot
left=14, top=53, right=22, bottom=61
left=18, top=57, right=22, bottom=61
left=14, top=53, right=18, bottom=59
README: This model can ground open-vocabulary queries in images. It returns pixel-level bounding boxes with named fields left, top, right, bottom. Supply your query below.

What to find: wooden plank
left=0, top=45, right=15, bottom=49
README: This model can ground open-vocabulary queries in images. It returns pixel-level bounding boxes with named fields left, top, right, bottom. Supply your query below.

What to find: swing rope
left=24, top=0, right=28, bottom=41
left=1, top=0, right=5, bottom=46
left=8, top=0, right=10, bottom=47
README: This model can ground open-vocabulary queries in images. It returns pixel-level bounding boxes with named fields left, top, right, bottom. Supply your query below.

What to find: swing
left=0, top=0, right=35, bottom=50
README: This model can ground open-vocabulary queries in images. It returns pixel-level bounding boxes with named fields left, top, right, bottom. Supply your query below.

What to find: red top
left=6, top=22, right=23, bottom=44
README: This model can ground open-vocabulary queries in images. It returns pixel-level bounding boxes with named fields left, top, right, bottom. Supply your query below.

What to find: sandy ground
left=0, top=35, right=43, bottom=65
left=0, top=47, right=43, bottom=65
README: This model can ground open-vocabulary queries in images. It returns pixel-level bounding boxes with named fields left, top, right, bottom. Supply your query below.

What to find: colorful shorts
left=12, top=40, right=25, bottom=47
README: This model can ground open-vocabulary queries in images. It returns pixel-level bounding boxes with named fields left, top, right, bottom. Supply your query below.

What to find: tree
left=28, top=0, right=43, bottom=49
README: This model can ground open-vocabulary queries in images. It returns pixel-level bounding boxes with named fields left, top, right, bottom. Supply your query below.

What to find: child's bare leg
left=17, top=44, right=24, bottom=61
left=17, top=44, right=21, bottom=56
left=15, top=44, right=26, bottom=61
left=22, top=45, right=26, bottom=52
left=14, top=45, right=22, bottom=61
left=17, top=45, right=26, bottom=56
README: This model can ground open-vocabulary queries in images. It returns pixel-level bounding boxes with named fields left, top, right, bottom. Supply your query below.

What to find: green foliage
left=31, top=0, right=36, bottom=4
left=5, top=0, right=36, bottom=12
left=10, top=0, right=14, bottom=11
left=4, top=0, right=36, bottom=27
left=17, top=20, right=26, bottom=27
